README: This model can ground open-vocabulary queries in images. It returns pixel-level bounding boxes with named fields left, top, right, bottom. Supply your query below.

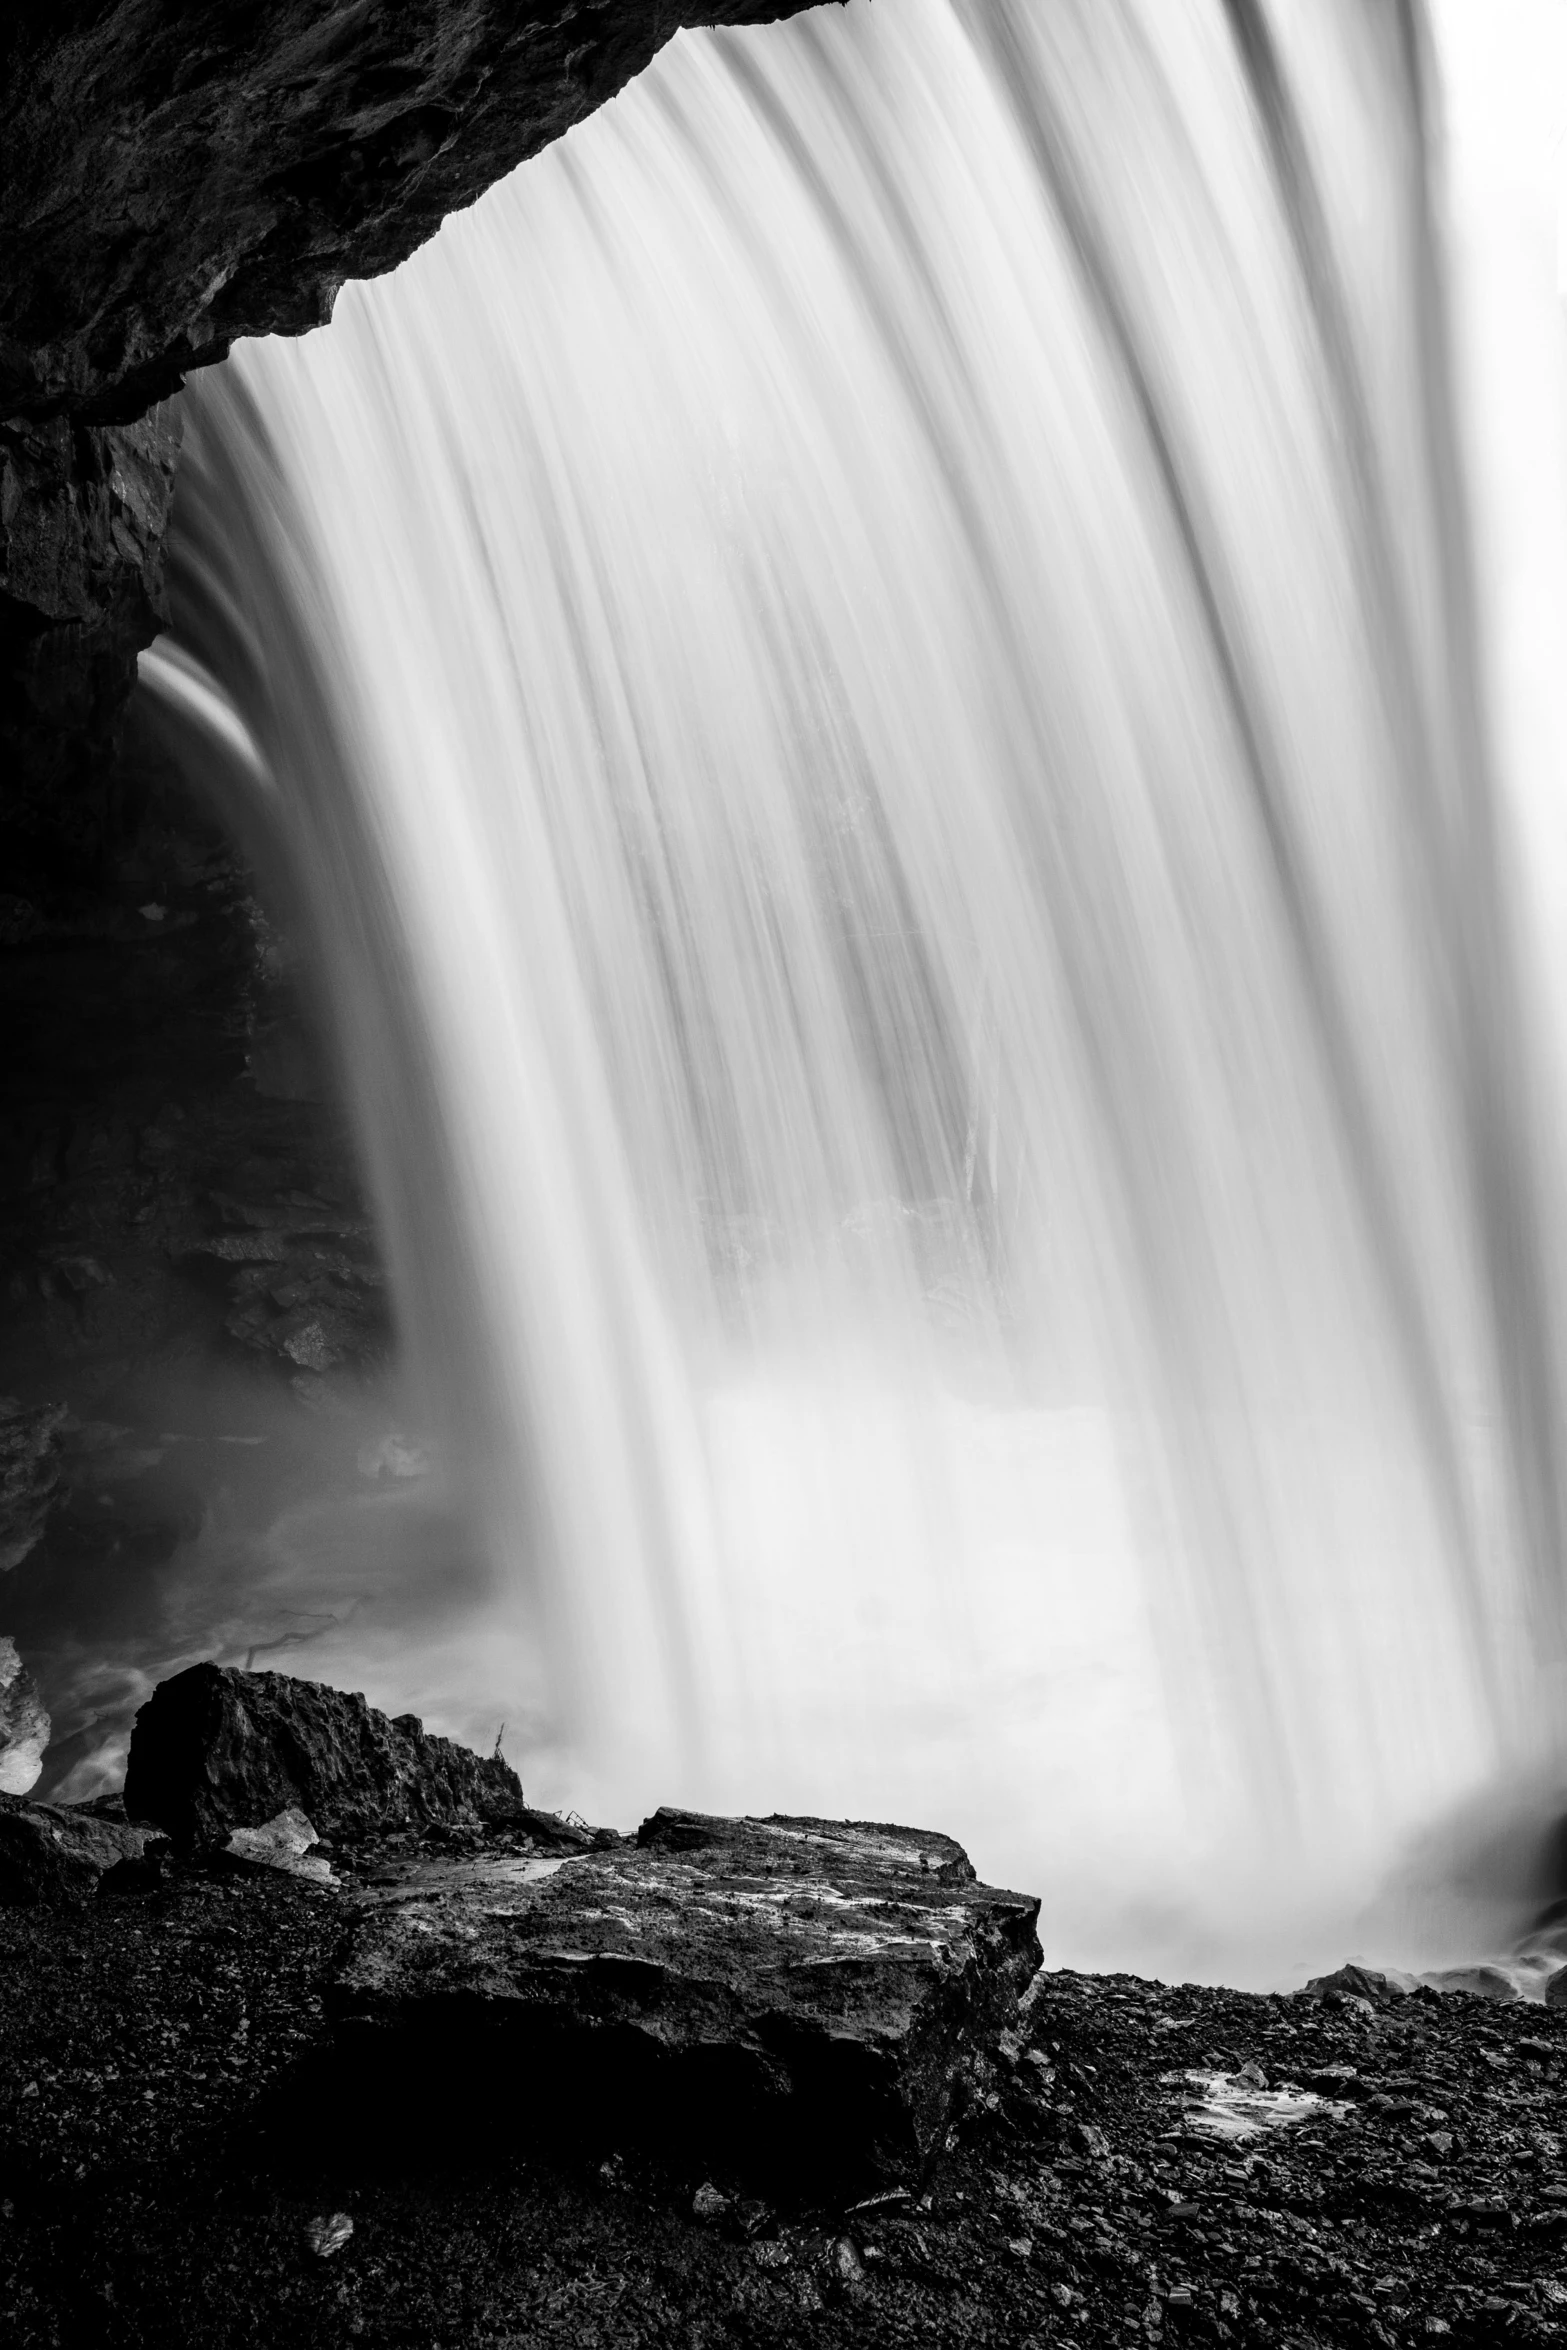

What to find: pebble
left=303, top=2213, right=354, bottom=2258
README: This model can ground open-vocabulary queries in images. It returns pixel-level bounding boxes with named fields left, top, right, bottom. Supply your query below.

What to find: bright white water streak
left=149, top=0, right=1567, bottom=1980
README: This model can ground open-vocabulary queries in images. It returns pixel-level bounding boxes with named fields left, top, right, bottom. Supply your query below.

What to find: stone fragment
left=691, top=2183, right=729, bottom=2223
left=332, top=1806, right=1041, bottom=2180
left=303, top=2214, right=354, bottom=2259
left=123, top=1664, right=529, bottom=1849
left=0, top=1791, right=165, bottom=1905
left=1543, top=1965, right=1567, bottom=2009
left=0, top=1637, right=49, bottom=1794
left=829, top=2236, right=867, bottom=2296
left=223, top=1806, right=334, bottom=1883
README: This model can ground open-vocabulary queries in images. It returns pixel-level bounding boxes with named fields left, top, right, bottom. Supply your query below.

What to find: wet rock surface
left=0, top=759, right=381, bottom=1414
left=1, top=0, right=828, bottom=426
left=0, top=756, right=408, bottom=1798
left=0, top=408, right=182, bottom=897
left=0, top=0, right=827, bottom=865
left=125, top=1663, right=530, bottom=1848
left=7, top=1840, right=1567, bottom=2347
left=335, top=1805, right=1041, bottom=2181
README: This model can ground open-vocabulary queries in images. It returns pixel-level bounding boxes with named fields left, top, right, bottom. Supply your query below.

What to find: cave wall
left=0, top=0, right=826, bottom=885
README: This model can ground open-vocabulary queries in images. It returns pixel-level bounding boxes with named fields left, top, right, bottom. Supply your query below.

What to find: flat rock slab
left=333, top=1806, right=1041, bottom=2181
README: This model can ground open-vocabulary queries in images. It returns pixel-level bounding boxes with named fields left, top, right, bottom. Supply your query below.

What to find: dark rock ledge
left=4, top=1667, right=1567, bottom=2346
left=0, top=0, right=829, bottom=890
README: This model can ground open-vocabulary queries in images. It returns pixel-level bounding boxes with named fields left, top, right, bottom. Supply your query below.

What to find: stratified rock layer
left=124, top=1662, right=528, bottom=1848
left=333, top=1805, right=1042, bottom=2177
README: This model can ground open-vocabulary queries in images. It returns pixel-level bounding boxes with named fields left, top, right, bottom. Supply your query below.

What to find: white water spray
left=148, top=0, right=1567, bottom=1979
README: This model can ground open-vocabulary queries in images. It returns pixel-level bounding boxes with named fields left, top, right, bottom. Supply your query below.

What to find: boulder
left=123, top=1663, right=528, bottom=1848
left=0, top=1636, right=49, bottom=1794
left=1302, top=1963, right=1413, bottom=2005
left=331, top=1806, right=1042, bottom=2181
left=0, top=1791, right=165, bottom=1905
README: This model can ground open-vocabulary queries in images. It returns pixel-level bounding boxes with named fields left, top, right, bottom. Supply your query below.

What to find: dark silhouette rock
left=332, top=1806, right=1042, bottom=2179
left=1, top=0, right=829, bottom=427
left=0, top=1789, right=164, bottom=1904
left=1302, top=1962, right=1411, bottom=2005
left=0, top=0, right=827, bottom=879
left=124, top=1662, right=529, bottom=1848
left=0, top=408, right=181, bottom=898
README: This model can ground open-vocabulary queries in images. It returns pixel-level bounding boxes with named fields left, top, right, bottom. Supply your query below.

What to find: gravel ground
left=3, top=1845, right=1565, bottom=2347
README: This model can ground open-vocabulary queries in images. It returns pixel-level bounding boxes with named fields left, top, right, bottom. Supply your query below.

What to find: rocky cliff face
left=1, top=408, right=181, bottom=899
left=0, top=0, right=824, bottom=881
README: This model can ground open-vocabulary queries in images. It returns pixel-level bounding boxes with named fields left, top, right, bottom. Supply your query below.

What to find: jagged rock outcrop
left=1, top=0, right=825, bottom=425
left=124, top=1662, right=530, bottom=1847
left=0, top=0, right=825, bottom=882
left=333, top=1805, right=1043, bottom=2179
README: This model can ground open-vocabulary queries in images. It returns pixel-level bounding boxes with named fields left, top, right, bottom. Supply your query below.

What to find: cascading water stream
left=145, top=0, right=1567, bottom=1978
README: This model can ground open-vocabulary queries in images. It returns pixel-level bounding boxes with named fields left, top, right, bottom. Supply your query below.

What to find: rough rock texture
left=1, top=0, right=826, bottom=425
left=124, top=1662, right=531, bottom=1847
left=0, top=1787, right=163, bottom=1903
left=0, top=0, right=826, bottom=879
left=333, top=1805, right=1042, bottom=2178
left=222, top=1803, right=335, bottom=1882
left=0, top=1637, right=50, bottom=1793
left=9, top=1862, right=1567, bottom=2346
left=0, top=406, right=181, bottom=896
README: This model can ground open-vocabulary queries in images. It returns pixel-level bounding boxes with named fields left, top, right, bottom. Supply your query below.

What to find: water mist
left=144, top=0, right=1567, bottom=1981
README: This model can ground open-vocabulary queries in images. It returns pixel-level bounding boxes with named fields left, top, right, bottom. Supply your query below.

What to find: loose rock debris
left=6, top=1827, right=1567, bottom=2348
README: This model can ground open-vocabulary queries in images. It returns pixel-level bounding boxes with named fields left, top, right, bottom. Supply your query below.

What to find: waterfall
left=146, top=0, right=1567, bottom=1978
